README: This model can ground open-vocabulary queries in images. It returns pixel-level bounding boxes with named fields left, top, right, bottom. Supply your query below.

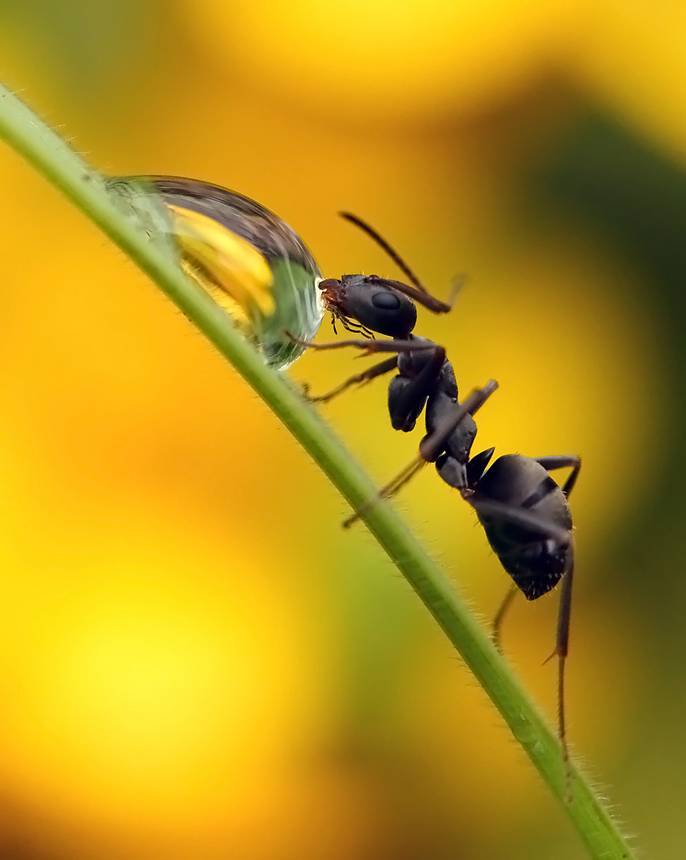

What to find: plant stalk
left=0, top=83, right=634, bottom=860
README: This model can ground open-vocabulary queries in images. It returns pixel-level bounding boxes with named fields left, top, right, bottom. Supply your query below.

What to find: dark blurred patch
left=536, top=112, right=686, bottom=318
left=0, top=834, right=60, bottom=860
left=529, top=112, right=686, bottom=599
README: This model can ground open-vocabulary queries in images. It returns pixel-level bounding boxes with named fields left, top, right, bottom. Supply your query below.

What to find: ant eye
left=372, top=291, right=402, bottom=311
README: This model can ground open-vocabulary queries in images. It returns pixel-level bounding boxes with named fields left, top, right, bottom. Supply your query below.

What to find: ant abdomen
left=471, top=454, right=573, bottom=600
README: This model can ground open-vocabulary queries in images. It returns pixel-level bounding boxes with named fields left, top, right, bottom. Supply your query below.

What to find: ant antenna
left=339, top=212, right=457, bottom=315
left=339, top=212, right=428, bottom=295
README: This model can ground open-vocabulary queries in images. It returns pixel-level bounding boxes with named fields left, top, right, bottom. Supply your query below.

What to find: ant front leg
left=419, top=380, right=499, bottom=463
left=286, top=331, right=439, bottom=408
left=285, top=332, right=436, bottom=359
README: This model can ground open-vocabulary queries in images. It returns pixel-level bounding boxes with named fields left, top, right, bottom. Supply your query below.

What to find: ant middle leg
left=305, top=356, right=398, bottom=404
left=418, top=381, right=499, bottom=463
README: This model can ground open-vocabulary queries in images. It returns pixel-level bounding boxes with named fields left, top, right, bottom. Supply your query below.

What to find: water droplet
left=107, top=176, right=323, bottom=369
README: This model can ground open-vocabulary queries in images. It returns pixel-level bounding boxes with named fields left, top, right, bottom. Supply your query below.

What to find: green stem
left=0, top=83, right=634, bottom=859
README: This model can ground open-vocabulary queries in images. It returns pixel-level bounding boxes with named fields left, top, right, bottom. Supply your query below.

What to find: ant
left=290, top=213, right=581, bottom=764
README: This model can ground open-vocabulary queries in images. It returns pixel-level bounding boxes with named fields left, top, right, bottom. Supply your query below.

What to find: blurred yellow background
left=0, top=1, right=683, bottom=858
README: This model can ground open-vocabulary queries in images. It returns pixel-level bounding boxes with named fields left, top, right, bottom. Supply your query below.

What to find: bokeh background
left=0, top=1, right=683, bottom=858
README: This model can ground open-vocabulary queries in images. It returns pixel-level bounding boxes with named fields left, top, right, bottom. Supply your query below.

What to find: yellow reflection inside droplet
left=169, top=203, right=275, bottom=318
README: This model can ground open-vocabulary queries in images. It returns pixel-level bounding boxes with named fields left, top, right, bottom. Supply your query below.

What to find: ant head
left=319, top=275, right=417, bottom=338
left=328, top=213, right=453, bottom=333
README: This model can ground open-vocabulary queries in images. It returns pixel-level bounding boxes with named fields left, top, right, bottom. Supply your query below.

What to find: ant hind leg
left=492, top=584, right=518, bottom=653
left=533, top=455, right=581, bottom=499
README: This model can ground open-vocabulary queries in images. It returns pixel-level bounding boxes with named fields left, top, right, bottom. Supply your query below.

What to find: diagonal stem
left=0, top=83, right=635, bottom=860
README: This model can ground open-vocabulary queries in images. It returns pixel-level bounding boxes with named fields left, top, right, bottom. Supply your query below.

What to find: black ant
left=290, top=214, right=581, bottom=764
